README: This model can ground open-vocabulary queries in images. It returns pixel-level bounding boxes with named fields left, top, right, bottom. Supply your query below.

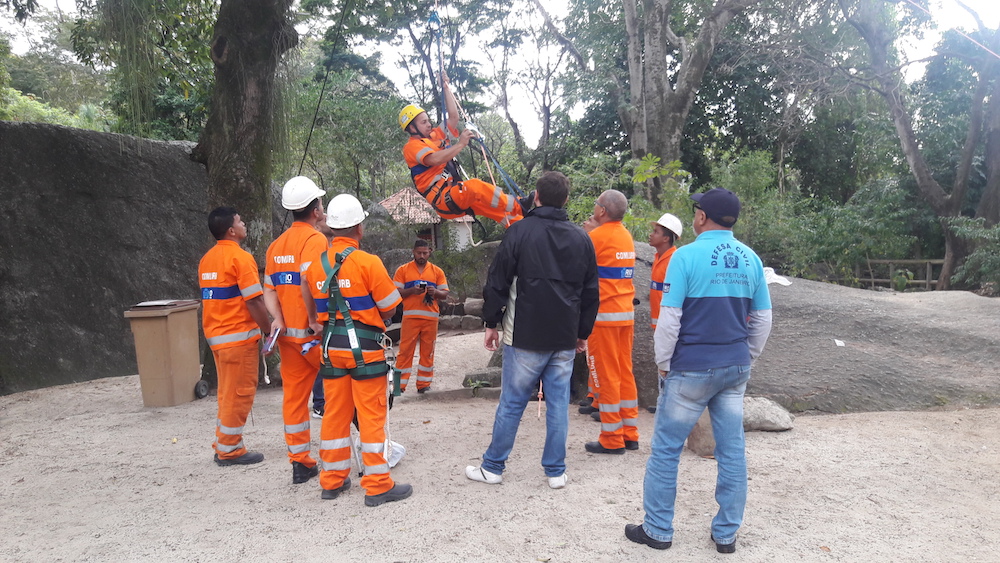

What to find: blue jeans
left=642, top=364, right=751, bottom=545
left=481, top=346, right=576, bottom=478
left=312, top=369, right=324, bottom=412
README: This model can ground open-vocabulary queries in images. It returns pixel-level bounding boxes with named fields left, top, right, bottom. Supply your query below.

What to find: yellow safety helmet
left=398, top=104, right=425, bottom=130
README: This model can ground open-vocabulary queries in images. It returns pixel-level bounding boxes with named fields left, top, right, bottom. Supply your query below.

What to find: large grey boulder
left=0, top=122, right=209, bottom=395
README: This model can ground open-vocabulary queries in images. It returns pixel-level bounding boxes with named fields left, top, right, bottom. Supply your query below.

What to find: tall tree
left=838, top=0, right=1000, bottom=288
left=191, top=0, right=297, bottom=258
left=534, top=0, right=762, bottom=205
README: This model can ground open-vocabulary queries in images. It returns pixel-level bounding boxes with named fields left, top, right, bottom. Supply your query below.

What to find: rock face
left=0, top=122, right=209, bottom=395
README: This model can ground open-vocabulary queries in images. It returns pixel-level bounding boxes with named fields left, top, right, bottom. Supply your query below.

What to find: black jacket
left=482, top=205, right=600, bottom=351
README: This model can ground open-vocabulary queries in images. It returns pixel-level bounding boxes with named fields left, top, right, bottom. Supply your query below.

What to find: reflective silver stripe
left=300, top=261, right=312, bottom=272
left=622, top=418, right=638, bottom=426
left=322, top=459, right=352, bottom=471
left=620, top=400, right=638, bottom=409
left=285, top=421, right=310, bottom=433
left=360, top=442, right=384, bottom=454
left=398, top=367, right=412, bottom=375
left=438, top=284, right=449, bottom=291
left=394, top=281, right=405, bottom=288
left=216, top=440, right=243, bottom=453
left=240, top=283, right=263, bottom=297
left=288, top=443, right=311, bottom=454
left=321, top=437, right=352, bottom=450
left=595, top=311, right=634, bottom=322
left=601, top=421, right=623, bottom=432
left=402, top=310, right=439, bottom=319
left=207, top=328, right=261, bottom=347
left=284, top=327, right=312, bottom=338
left=217, top=420, right=245, bottom=435
left=491, top=184, right=502, bottom=208
left=416, top=147, right=434, bottom=162
left=377, top=290, right=401, bottom=309
left=598, top=403, right=620, bottom=413
left=651, top=317, right=658, bottom=326
left=364, top=463, right=389, bottom=475
left=417, top=364, right=432, bottom=372
left=416, top=375, right=433, bottom=382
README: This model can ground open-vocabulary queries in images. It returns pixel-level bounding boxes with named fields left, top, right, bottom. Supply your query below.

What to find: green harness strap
left=319, top=248, right=388, bottom=379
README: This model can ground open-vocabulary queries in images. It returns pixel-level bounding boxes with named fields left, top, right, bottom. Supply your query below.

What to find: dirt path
left=2, top=331, right=999, bottom=561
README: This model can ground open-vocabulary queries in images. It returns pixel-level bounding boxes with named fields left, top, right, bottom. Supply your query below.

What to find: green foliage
left=4, top=9, right=108, bottom=114
left=0, top=85, right=111, bottom=129
left=71, top=0, right=217, bottom=138
left=892, top=268, right=914, bottom=292
left=422, top=242, right=497, bottom=300
left=950, top=217, right=1000, bottom=291
left=706, top=150, right=916, bottom=284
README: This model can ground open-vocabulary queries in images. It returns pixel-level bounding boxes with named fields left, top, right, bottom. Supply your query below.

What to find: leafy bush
left=950, top=217, right=1000, bottom=291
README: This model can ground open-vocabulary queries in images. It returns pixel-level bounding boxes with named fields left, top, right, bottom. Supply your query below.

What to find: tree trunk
left=978, top=70, right=1000, bottom=227
left=192, top=0, right=297, bottom=261
left=620, top=0, right=751, bottom=204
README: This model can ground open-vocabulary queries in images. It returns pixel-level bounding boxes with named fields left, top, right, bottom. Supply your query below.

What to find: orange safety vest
left=589, top=221, right=636, bottom=327
left=264, top=221, right=329, bottom=343
left=198, top=239, right=264, bottom=350
left=304, top=237, right=402, bottom=368
left=649, top=246, right=676, bottom=329
left=393, top=260, right=449, bottom=321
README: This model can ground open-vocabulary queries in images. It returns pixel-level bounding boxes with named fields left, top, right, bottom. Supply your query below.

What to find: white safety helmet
left=281, top=176, right=326, bottom=211
left=326, top=194, right=368, bottom=229
left=653, top=213, right=683, bottom=239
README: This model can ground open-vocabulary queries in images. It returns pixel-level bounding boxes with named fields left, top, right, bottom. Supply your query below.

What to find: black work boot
left=292, top=461, right=319, bottom=484
left=364, top=483, right=413, bottom=507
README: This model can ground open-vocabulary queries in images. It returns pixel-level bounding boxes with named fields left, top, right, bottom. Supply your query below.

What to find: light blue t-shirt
left=661, top=230, right=771, bottom=370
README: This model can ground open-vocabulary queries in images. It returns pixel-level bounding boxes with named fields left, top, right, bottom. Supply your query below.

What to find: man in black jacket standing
left=466, top=171, right=600, bottom=490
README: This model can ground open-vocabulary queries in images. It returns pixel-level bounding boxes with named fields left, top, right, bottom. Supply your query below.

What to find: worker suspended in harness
left=399, top=73, right=531, bottom=229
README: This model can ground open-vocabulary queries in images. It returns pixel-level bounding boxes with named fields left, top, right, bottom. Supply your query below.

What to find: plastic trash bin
left=124, top=299, right=203, bottom=407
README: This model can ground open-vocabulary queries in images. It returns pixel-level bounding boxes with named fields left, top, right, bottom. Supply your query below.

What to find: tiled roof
left=378, top=187, right=440, bottom=224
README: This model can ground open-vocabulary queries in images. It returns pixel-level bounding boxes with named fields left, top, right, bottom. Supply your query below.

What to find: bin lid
left=124, top=299, right=200, bottom=318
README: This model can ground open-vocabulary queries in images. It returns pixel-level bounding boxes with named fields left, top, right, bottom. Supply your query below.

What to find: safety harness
left=318, top=248, right=390, bottom=380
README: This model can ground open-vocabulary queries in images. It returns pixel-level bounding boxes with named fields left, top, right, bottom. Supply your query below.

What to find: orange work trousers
left=439, top=178, right=523, bottom=227
left=397, top=317, right=438, bottom=391
left=213, top=341, right=259, bottom=460
left=277, top=338, right=322, bottom=467
left=318, top=375, right=394, bottom=496
left=587, top=324, right=638, bottom=449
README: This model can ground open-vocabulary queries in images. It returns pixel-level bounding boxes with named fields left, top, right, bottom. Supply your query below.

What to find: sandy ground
left=2, top=331, right=1000, bottom=562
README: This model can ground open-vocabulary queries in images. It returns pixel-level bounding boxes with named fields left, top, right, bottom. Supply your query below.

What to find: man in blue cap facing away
left=626, top=187, right=773, bottom=554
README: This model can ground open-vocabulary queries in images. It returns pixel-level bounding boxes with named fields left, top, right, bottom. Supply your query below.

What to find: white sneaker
left=465, top=465, right=502, bottom=484
left=548, top=473, right=568, bottom=489
left=311, top=408, right=323, bottom=419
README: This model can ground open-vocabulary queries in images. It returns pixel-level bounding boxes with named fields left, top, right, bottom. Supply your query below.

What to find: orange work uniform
left=305, top=237, right=402, bottom=496
left=199, top=239, right=264, bottom=461
left=403, top=125, right=523, bottom=227
left=393, top=260, right=449, bottom=392
left=264, top=221, right=329, bottom=469
left=649, top=246, right=676, bottom=330
left=587, top=221, right=638, bottom=450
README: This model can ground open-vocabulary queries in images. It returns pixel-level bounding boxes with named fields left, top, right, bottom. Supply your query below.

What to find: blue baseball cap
left=691, top=187, right=740, bottom=228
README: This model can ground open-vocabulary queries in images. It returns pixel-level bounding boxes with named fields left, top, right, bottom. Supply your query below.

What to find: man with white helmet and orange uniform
left=262, top=176, right=329, bottom=485
left=648, top=213, right=683, bottom=331
left=302, top=194, right=411, bottom=506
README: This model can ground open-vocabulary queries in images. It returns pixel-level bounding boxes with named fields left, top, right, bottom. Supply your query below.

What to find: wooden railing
left=856, top=259, right=945, bottom=290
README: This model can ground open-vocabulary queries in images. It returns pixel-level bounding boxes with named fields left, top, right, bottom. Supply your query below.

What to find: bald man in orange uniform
left=585, top=189, right=639, bottom=455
